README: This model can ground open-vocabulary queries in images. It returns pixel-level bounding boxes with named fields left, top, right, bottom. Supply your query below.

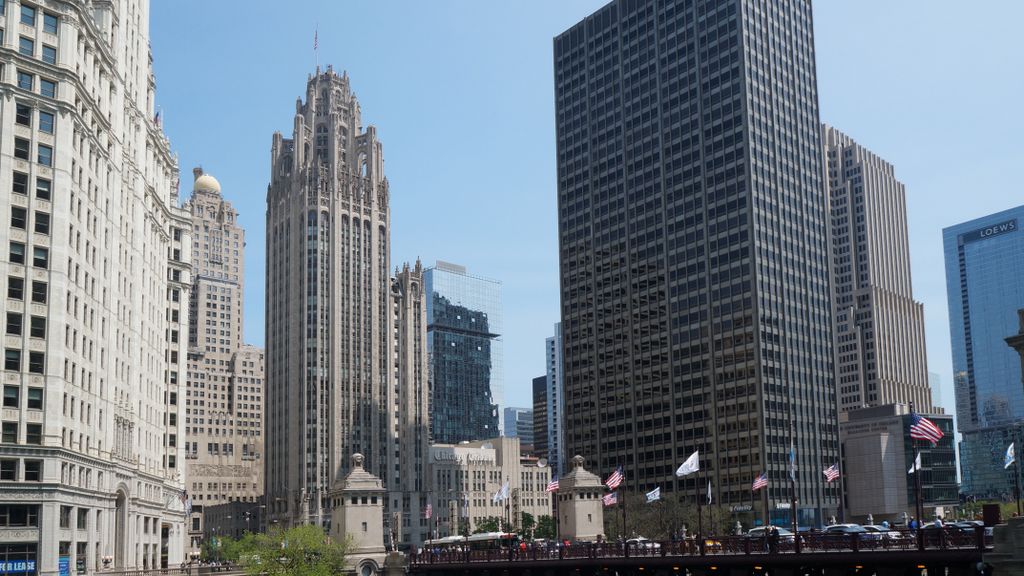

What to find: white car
left=626, top=537, right=661, bottom=550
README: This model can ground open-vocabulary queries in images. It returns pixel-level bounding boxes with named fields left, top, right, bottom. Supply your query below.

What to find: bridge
left=408, top=529, right=993, bottom=576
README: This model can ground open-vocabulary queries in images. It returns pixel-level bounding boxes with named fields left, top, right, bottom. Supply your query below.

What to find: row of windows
left=5, top=312, right=44, bottom=337
left=16, top=70, right=56, bottom=97
left=12, top=171, right=51, bottom=199
left=0, top=458, right=41, bottom=481
left=3, top=349, right=44, bottom=373
left=2, top=385, right=43, bottom=409
left=15, top=103, right=53, bottom=133
left=18, top=4, right=60, bottom=34
left=9, top=207, right=48, bottom=234
left=13, top=136, right=52, bottom=165
left=7, top=276, right=48, bottom=302
left=1, top=421, right=41, bottom=444
left=17, top=35, right=57, bottom=64
left=8, top=241, right=47, bottom=268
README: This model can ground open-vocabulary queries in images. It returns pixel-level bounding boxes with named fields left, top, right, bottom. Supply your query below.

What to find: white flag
left=676, top=450, right=700, bottom=477
left=492, top=480, right=510, bottom=503
left=908, top=452, right=921, bottom=475
left=1006, top=443, right=1016, bottom=470
left=707, top=479, right=712, bottom=505
left=646, top=486, right=661, bottom=503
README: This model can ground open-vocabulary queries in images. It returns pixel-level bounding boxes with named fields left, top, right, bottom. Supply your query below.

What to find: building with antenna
left=263, top=66, right=429, bottom=548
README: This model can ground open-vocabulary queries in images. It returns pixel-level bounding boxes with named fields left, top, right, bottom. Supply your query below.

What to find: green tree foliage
left=534, top=515, right=556, bottom=540
left=233, top=525, right=352, bottom=576
left=519, top=512, right=536, bottom=539
left=601, top=491, right=737, bottom=540
left=473, top=517, right=502, bottom=534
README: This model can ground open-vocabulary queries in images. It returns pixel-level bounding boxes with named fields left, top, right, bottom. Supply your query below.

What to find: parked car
left=863, top=524, right=903, bottom=539
left=951, top=520, right=993, bottom=536
left=824, top=524, right=880, bottom=541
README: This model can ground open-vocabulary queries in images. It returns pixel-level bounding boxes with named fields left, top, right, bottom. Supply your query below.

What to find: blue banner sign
left=0, top=560, right=37, bottom=573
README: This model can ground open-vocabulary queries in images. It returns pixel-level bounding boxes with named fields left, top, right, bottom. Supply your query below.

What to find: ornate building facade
left=182, top=170, right=263, bottom=554
left=0, top=0, right=188, bottom=572
left=264, top=67, right=429, bottom=548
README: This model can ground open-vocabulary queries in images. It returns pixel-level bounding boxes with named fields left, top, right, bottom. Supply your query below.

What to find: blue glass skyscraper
left=424, top=261, right=502, bottom=444
left=943, top=206, right=1024, bottom=497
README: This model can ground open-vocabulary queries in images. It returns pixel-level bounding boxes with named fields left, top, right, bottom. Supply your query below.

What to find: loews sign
left=961, top=219, right=1018, bottom=245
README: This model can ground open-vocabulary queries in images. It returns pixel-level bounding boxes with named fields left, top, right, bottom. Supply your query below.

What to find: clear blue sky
left=151, top=1, right=1024, bottom=415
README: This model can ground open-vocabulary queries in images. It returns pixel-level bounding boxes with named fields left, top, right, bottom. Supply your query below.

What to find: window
left=34, top=212, right=49, bottom=235
left=32, top=247, right=48, bottom=269
left=41, top=45, right=55, bottom=65
left=26, top=352, right=43, bottom=375
left=38, top=110, right=53, bottom=134
left=0, top=460, right=14, bottom=481
left=6, top=312, right=21, bottom=335
left=30, top=281, right=46, bottom=303
left=26, top=388, right=42, bottom=409
left=39, top=79, right=55, bottom=98
left=10, top=207, right=26, bottom=229
left=16, top=72, right=32, bottom=90
left=2, top=386, right=17, bottom=408
left=1, top=423, right=15, bottom=443
left=15, top=103, right=31, bottom=126
left=4, top=350, right=19, bottom=371
left=23, top=460, right=40, bottom=481
left=43, top=13, right=57, bottom=34
left=9, top=242, right=25, bottom=264
left=20, top=5, right=35, bottom=26
left=76, top=508, right=87, bottom=529
left=37, top=144, right=52, bottom=166
left=13, top=138, right=30, bottom=160
left=12, top=173, right=28, bottom=195
left=0, top=505, right=40, bottom=527
left=29, top=317, right=44, bottom=338
left=8, top=277, right=24, bottom=300
left=18, top=36, right=33, bottom=57
left=24, top=423, right=40, bottom=445
left=35, top=178, right=50, bottom=200
left=59, top=506, right=71, bottom=528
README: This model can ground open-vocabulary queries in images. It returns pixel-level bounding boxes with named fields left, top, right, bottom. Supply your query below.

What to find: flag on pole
left=180, top=490, right=192, bottom=516
left=1006, top=443, right=1016, bottom=470
left=909, top=412, right=944, bottom=445
left=823, top=463, right=840, bottom=482
left=546, top=476, right=559, bottom=492
left=751, top=472, right=768, bottom=492
left=602, top=492, right=618, bottom=507
left=424, top=503, right=432, bottom=519
left=707, top=479, right=712, bottom=505
left=314, top=28, right=319, bottom=51
left=789, top=441, right=797, bottom=482
left=676, top=450, right=700, bottom=477
left=908, top=452, right=921, bottom=475
left=492, top=480, right=510, bottom=503
left=646, top=487, right=661, bottom=503
left=605, top=466, right=624, bottom=490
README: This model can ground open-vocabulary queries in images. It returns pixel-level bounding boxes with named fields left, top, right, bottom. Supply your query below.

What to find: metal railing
left=409, top=527, right=993, bottom=566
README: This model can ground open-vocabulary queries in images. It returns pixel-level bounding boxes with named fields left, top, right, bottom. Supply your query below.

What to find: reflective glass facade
left=555, top=0, right=838, bottom=527
left=943, top=206, right=1024, bottom=497
left=425, top=262, right=502, bottom=444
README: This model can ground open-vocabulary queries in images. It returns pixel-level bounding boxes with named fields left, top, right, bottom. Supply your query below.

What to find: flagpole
left=622, top=474, right=628, bottom=539
left=790, top=418, right=798, bottom=535
left=697, top=475, right=704, bottom=548
left=763, top=484, right=770, bottom=528
left=1015, top=448, right=1022, bottom=517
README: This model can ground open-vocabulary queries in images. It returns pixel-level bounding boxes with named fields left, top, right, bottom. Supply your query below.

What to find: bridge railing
left=408, top=527, right=993, bottom=566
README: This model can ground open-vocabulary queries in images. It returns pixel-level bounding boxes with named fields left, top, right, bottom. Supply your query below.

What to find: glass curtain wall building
left=425, top=262, right=502, bottom=444
left=555, top=0, right=839, bottom=526
left=943, top=206, right=1024, bottom=497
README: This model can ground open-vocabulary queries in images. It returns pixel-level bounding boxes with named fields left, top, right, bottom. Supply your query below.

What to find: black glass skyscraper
left=555, top=0, right=838, bottom=526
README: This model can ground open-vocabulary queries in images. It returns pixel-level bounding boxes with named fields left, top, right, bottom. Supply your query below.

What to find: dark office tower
left=425, top=262, right=502, bottom=444
left=265, top=68, right=429, bottom=546
left=533, top=376, right=549, bottom=460
left=555, top=0, right=838, bottom=525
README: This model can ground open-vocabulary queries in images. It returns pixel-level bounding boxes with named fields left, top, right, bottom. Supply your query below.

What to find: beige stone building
left=264, top=66, right=429, bottom=549
left=181, top=170, right=263, bottom=553
left=824, top=125, right=933, bottom=413
left=427, top=437, right=552, bottom=538
left=0, top=0, right=189, bottom=572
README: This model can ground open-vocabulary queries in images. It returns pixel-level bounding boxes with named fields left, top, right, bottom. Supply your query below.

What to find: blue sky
left=151, top=1, right=1024, bottom=414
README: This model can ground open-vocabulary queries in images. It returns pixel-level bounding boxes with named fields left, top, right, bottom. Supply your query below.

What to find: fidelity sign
left=961, top=219, right=1017, bottom=244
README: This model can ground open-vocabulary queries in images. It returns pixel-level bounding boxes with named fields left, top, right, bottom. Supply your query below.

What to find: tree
left=473, top=517, right=502, bottom=534
left=535, top=515, right=557, bottom=540
left=234, top=524, right=352, bottom=576
left=520, top=512, right=536, bottom=540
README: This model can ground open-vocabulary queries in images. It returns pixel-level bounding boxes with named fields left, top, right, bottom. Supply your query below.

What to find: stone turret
left=557, top=455, right=605, bottom=542
left=330, top=453, right=387, bottom=575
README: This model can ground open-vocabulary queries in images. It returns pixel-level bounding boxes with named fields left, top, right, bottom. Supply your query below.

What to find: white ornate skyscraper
left=265, top=67, right=429, bottom=547
left=0, top=0, right=188, bottom=572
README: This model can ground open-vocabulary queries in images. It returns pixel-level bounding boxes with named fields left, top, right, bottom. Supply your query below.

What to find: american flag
left=823, top=463, right=840, bottom=482
left=751, top=472, right=768, bottom=492
left=605, top=466, right=624, bottom=490
left=424, top=503, right=432, bottom=519
left=602, top=492, right=618, bottom=507
left=546, top=477, right=559, bottom=492
left=909, top=412, right=944, bottom=445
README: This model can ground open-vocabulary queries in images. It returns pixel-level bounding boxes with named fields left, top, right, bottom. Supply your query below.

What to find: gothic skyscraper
left=264, top=67, right=429, bottom=545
